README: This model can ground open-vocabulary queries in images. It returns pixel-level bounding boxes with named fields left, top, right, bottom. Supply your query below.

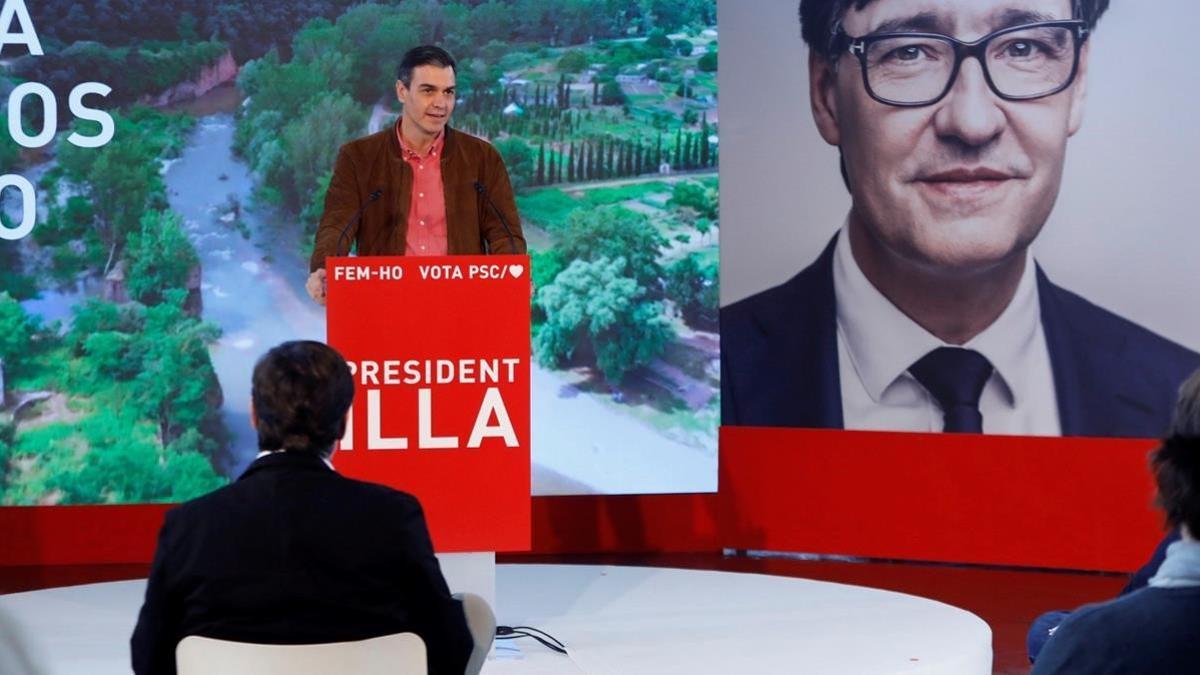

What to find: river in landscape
left=161, top=87, right=324, bottom=477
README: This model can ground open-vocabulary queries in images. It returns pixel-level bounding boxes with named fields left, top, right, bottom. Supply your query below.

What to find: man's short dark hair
left=251, top=341, right=354, bottom=457
left=1151, top=370, right=1200, bottom=536
left=397, top=45, right=457, bottom=87
left=799, top=0, right=1111, bottom=59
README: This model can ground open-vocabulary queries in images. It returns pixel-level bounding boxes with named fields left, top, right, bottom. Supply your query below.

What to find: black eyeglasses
left=832, top=20, right=1090, bottom=107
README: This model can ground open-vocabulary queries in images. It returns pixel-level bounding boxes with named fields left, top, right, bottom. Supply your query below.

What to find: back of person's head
left=1152, top=369, right=1200, bottom=537
left=397, top=45, right=456, bottom=87
left=251, top=341, right=354, bottom=458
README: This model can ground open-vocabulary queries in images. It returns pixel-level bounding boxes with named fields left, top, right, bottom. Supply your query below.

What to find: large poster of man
left=720, top=0, right=1200, bottom=438
left=0, top=0, right=719, bottom=504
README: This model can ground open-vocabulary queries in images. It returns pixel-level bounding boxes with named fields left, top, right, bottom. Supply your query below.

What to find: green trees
left=698, top=50, right=717, bottom=72
left=535, top=257, right=672, bottom=385
left=557, top=206, right=667, bottom=290
left=558, top=49, right=589, bottom=73
left=68, top=299, right=134, bottom=355
left=0, top=244, right=34, bottom=303
left=30, top=0, right=714, bottom=60
left=132, top=291, right=222, bottom=447
left=45, top=411, right=223, bottom=504
left=666, top=253, right=718, bottom=328
left=335, top=5, right=423, bottom=103
left=57, top=116, right=163, bottom=271
left=64, top=291, right=222, bottom=449
left=469, top=1, right=518, bottom=45
left=14, top=41, right=228, bottom=112
left=495, top=137, right=536, bottom=189
left=56, top=411, right=167, bottom=503
left=646, top=29, right=673, bottom=50
left=0, top=113, right=20, bottom=174
left=283, top=93, right=366, bottom=212
left=125, top=211, right=199, bottom=306
left=534, top=206, right=675, bottom=383
left=9, top=289, right=229, bottom=504
left=0, top=293, right=36, bottom=379
left=0, top=420, right=13, bottom=489
left=600, top=81, right=627, bottom=106
left=669, top=180, right=718, bottom=219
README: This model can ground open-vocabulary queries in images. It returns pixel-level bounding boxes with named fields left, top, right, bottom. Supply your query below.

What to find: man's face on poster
left=810, top=0, right=1089, bottom=276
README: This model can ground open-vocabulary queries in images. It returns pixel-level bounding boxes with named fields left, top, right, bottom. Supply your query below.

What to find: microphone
left=335, top=189, right=384, bottom=257
left=473, top=181, right=517, bottom=254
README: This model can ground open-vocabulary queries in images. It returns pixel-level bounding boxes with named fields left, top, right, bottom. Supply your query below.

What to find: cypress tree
left=673, top=128, right=682, bottom=168
left=537, top=141, right=546, bottom=185
left=596, top=136, right=606, bottom=178
left=700, top=113, right=711, bottom=167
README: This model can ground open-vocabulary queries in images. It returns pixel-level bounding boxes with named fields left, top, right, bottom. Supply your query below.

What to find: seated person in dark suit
left=1028, top=368, right=1200, bottom=662
left=722, top=0, right=1200, bottom=437
left=1031, top=369, right=1200, bottom=673
left=130, top=340, right=473, bottom=675
left=1027, top=530, right=1179, bottom=663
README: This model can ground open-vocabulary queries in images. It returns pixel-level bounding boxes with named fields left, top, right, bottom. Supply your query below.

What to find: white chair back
left=176, top=632, right=426, bottom=675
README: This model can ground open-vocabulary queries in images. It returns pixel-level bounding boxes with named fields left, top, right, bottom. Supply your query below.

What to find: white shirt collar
left=255, top=449, right=336, bottom=471
left=832, top=226, right=1042, bottom=406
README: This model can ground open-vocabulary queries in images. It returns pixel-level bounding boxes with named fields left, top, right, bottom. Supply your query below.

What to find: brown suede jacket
left=309, top=124, right=526, bottom=271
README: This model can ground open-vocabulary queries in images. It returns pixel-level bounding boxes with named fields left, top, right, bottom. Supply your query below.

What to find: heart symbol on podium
left=508, top=264, right=525, bottom=278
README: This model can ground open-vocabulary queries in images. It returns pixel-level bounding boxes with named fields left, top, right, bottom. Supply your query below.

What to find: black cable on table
left=496, top=625, right=568, bottom=654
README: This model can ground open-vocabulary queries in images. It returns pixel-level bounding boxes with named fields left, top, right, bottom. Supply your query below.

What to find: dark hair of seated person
left=250, top=340, right=354, bottom=458
left=1152, top=370, right=1200, bottom=535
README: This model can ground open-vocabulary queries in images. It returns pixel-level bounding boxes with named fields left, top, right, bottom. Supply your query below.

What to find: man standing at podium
left=306, top=45, right=526, bottom=305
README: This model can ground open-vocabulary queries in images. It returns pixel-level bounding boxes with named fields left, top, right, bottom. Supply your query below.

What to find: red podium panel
left=326, top=256, right=531, bottom=552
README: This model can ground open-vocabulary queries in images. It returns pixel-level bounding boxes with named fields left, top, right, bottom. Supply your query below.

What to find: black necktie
left=908, top=347, right=994, bottom=433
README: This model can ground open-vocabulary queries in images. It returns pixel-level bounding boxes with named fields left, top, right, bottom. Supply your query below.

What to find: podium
left=325, top=255, right=531, bottom=607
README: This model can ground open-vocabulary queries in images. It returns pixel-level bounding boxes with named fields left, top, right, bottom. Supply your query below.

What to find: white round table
left=0, top=564, right=991, bottom=674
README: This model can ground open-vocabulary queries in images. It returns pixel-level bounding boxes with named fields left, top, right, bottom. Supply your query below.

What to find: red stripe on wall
left=719, top=426, right=1166, bottom=572
left=0, top=493, right=721, bottom=566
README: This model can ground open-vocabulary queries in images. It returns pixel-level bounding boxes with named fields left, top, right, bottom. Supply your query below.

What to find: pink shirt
left=397, top=121, right=448, bottom=256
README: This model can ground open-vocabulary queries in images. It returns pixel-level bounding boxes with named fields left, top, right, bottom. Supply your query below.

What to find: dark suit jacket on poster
left=130, top=452, right=472, bottom=675
left=721, top=238, right=1200, bottom=437
left=308, top=124, right=526, bottom=272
